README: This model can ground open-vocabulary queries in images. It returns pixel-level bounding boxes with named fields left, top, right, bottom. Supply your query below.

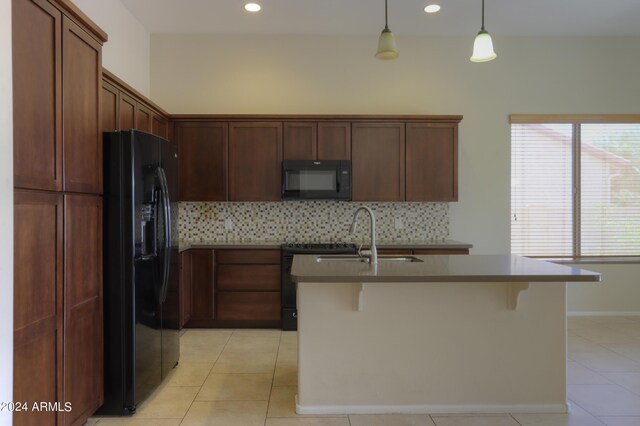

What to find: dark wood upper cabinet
left=317, top=122, right=351, bottom=160
left=13, top=190, right=64, bottom=426
left=101, top=81, right=118, bottom=133
left=63, top=194, right=103, bottom=425
left=176, top=122, right=228, bottom=201
left=406, top=123, right=458, bottom=201
left=228, top=122, right=283, bottom=201
left=118, top=92, right=136, bottom=131
left=352, top=122, right=405, bottom=201
left=152, top=113, right=169, bottom=139
left=283, top=122, right=317, bottom=160
left=12, top=0, right=62, bottom=192
left=136, top=103, right=152, bottom=132
left=62, top=16, right=102, bottom=194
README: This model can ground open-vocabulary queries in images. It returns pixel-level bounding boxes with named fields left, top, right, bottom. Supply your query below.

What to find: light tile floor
left=88, top=316, right=640, bottom=426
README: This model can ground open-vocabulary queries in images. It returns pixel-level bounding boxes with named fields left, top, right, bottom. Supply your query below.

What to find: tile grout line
left=264, top=330, right=282, bottom=426
left=179, top=328, right=233, bottom=425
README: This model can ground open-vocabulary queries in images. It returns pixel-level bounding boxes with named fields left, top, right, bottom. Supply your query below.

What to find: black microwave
left=282, top=160, right=351, bottom=200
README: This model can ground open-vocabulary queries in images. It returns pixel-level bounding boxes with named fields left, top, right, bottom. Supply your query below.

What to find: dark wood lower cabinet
left=184, top=248, right=282, bottom=328
left=13, top=190, right=64, bottom=426
left=63, top=194, right=103, bottom=426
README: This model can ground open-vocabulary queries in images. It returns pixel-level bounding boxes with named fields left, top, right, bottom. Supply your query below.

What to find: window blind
left=581, top=124, right=640, bottom=256
left=511, top=121, right=640, bottom=258
left=511, top=124, right=574, bottom=256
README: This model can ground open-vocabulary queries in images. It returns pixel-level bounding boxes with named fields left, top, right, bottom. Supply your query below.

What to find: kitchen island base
left=296, top=280, right=568, bottom=415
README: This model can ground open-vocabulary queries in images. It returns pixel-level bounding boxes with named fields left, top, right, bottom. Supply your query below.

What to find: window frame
left=510, top=114, right=640, bottom=263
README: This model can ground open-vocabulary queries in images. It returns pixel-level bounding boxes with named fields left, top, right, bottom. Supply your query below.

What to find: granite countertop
left=179, top=239, right=473, bottom=252
left=291, top=254, right=602, bottom=283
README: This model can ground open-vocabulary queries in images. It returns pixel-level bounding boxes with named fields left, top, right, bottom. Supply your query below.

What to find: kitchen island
left=291, top=254, right=600, bottom=415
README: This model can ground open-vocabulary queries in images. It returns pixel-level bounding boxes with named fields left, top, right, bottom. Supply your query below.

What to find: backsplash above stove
left=179, top=201, right=449, bottom=244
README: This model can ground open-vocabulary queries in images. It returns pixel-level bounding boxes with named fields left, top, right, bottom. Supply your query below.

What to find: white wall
left=73, top=0, right=150, bottom=96
left=150, top=34, right=640, bottom=313
left=0, top=0, right=13, bottom=423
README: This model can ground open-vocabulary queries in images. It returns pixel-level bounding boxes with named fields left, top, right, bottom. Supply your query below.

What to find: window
left=511, top=115, right=640, bottom=258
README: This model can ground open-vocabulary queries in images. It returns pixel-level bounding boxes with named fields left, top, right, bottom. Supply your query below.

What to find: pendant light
left=470, top=0, right=497, bottom=62
left=375, top=0, right=399, bottom=60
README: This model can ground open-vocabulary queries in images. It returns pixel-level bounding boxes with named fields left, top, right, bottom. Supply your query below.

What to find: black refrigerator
left=99, top=130, right=180, bottom=415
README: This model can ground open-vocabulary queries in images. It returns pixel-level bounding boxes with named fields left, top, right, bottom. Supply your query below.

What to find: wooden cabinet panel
left=136, top=103, right=151, bottom=132
left=189, top=249, right=215, bottom=322
left=12, top=0, right=62, bottom=191
left=152, top=113, right=169, bottom=139
left=352, top=122, right=405, bottom=201
left=217, top=265, right=280, bottom=291
left=102, top=81, right=118, bottom=133
left=176, top=122, right=228, bottom=201
left=378, top=249, right=413, bottom=255
left=406, top=124, right=458, bottom=201
left=216, top=292, right=280, bottom=321
left=179, top=250, right=193, bottom=327
left=216, top=249, right=280, bottom=264
left=64, top=194, right=103, bottom=425
left=118, top=92, right=136, bottom=131
left=64, top=299, right=102, bottom=425
left=413, top=248, right=469, bottom=255
left=283, top=122, right=317, bottom=160
left=13, top=190, right=63, bottom=426
left=62, top=17, right=102, bottom=194
left=229, top=122, right=283, bottom=201
left=317, top=122, right=351, bottom=160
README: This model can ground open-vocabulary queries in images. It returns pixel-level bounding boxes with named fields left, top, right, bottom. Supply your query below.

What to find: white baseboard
left=568, top=311, right=640, bottom=317
left=295, top=399, right=567, bottom=415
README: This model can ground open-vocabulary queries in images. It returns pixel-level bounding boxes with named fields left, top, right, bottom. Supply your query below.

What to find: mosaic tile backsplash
left=179, top=202, right=449, bottom=244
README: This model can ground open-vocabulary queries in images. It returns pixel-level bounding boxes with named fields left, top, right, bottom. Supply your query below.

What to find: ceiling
left=120, top=0, right=640, bottom=37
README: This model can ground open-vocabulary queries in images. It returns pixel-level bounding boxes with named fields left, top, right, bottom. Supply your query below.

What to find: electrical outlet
left=224, top=218, right=233, bottom=231
left=394, top=218, right=404, bottom=229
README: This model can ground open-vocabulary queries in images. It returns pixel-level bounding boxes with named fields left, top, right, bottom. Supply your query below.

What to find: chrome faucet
left=350, top=206, right=378, bottom=265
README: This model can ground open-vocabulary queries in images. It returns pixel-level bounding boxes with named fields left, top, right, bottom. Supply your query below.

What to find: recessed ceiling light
left=244, top=2, right=261, bottom=12
left=424, top=3, right=441, bottom=13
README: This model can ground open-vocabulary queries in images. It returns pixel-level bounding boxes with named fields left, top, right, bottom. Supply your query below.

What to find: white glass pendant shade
left=470, top=30, right=496, bottom=62
left=375, top=28, right=399, bottom=60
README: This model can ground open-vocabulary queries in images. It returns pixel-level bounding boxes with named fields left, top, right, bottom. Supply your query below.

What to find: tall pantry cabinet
left=12, top=0, right=107, bottom=424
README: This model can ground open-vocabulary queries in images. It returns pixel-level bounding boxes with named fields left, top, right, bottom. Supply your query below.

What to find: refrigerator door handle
left=156, top=166, right=172, bottom=304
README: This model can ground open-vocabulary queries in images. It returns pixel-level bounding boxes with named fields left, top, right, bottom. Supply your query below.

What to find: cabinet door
left=179, top=250, right=193, bottom=327
left=12, top=0, right=62, bottom=192
left=13, top=190, right=64, bottom=426
left=62, top=16, right=102, bottom=194
left=136, top=103, right=151, bottom=132
left=352, top=122, right=405, bottom=201
left=283, top=122, right=317, bottom=160
left=63, top=194, right=103, bottom=425
left=118, top=92, right=136, bottom=131
left=152, top=113, right=169, bottom=139
left=406, top=123, right=458, bottom=201
left=229, top=122, right=283, bottom=201
left=317, top=122, right=351, bottom=160
left=176, top=122, right=228, bottom=201
left=102, top=81, right=118, bottom=133
left=189, top=249, right=215, bottom=322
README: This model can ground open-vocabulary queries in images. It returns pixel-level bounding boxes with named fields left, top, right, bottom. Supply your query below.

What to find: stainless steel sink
left=315, top=255, right=423, bottom=263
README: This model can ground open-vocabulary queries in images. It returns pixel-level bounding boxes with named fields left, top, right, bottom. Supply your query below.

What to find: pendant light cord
left=384, top=0, right=389, bottom=30
left=481, top=0, right=485, bottom=31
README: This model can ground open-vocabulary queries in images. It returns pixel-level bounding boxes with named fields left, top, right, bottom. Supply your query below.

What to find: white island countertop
left=292, top=254, right=601, bottom=283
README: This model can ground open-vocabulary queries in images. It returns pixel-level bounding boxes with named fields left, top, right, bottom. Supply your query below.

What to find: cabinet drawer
left=216, top=292, right=280, bottom=321
left=413, top=249, right=469, bottom=255
left=217, top=265, right=280, bottom=291
left=216, top=249, right=280, bottom=264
